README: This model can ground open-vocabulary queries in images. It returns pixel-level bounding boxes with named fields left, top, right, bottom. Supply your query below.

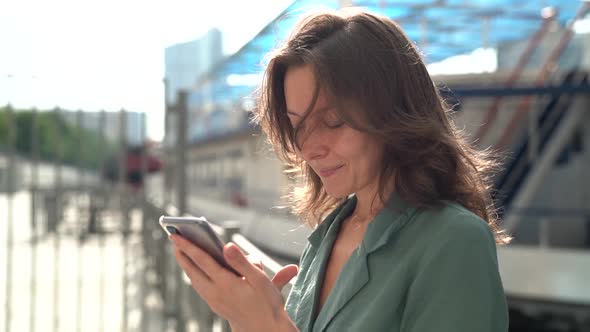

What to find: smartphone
left=159, top=215, right=239, bottom=275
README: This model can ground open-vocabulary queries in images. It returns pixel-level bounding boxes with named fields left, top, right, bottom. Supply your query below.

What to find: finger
left=247, top=255, right=263, bottom=271
left=223, top=243, right=268, bottom=286
left=173, top=247, right=212, bottom=292
left=170, top=234, right=228, bottom=280
left=272, top=265, right=298, bottom=291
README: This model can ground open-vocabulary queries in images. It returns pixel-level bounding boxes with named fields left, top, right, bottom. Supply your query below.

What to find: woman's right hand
left=247, top=255, right=263, bottom=271
left=170, top=235, right=299, bottom=332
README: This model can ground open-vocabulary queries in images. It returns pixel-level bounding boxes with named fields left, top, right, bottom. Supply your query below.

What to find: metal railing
left=1, top=106, right=293, bottom=332
left=2, top=107, right=136, bottom=332
left=494, top=1, right=590, bottom=150
left=474, top=6, right=557, bottom=144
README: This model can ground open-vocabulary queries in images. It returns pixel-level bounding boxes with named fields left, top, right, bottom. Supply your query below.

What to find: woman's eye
left=324, top=115, right=344, bottom=129
left=323, top=111, right=344, bottom=129
left=324, top=119, right=344, bottom=129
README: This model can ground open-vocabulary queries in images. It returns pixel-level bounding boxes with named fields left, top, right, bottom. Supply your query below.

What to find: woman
left=169, top=8, right=510, bottom=332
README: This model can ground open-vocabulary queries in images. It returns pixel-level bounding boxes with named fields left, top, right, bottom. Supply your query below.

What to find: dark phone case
left=160, top=216, right=239, bottom=275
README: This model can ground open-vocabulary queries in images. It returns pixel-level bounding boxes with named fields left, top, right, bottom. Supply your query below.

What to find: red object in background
left=125, top=150, right=163, bottom=191
left=125, top=152, right=162, bottom=172
left=230, top=191, right=247, bottom=207
left=101, top=145, right=163, bottom=191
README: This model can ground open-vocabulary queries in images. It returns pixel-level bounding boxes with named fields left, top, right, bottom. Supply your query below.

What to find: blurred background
left=1, top=0, right=589, bottom=331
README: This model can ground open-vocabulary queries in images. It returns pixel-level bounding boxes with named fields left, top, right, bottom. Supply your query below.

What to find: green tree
left=0, top=106, right=118, bottom=170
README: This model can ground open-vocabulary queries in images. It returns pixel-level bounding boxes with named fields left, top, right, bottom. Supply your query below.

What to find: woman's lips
left=318, top=165, right=344, bottom=178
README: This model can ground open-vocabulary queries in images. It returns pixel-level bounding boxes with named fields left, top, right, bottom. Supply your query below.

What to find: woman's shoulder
left=413, top=202, right=493, bottom=239
left=386, top=202, right=502, bottom=284
left=399, top=202, right=498, bottom=258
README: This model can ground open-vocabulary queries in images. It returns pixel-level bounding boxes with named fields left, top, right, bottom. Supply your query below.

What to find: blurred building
left=164, top=28, right=224, bottom=147
left=164, top=28, right=224, bottom=105
left=61, top=110, right=145, bottom=146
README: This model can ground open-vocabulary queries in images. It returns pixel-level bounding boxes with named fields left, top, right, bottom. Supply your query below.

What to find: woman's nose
left=299, top=128, right=328, bottom=161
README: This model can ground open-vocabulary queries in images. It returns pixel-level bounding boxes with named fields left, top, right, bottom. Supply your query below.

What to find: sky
left=2, top=1, right=588, bottom=141
left=0, top=0, right=292, bottom=140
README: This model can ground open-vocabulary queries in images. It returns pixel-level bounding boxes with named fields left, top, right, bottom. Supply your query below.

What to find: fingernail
left=169, top=235, right=177, bottom=244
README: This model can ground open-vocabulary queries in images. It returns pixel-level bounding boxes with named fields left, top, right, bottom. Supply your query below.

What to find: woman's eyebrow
left=287, top=105, right=334, bottom=117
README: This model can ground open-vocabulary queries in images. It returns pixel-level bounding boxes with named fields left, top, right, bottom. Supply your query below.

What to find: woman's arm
left=170, top=234, right=300, bottom=332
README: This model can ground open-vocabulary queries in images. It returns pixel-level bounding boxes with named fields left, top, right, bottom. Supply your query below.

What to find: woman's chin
left=323, top=185, right=352, bottom=199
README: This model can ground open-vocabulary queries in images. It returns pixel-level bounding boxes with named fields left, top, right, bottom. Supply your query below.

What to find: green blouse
left=285, top=194, right=508, bottom=332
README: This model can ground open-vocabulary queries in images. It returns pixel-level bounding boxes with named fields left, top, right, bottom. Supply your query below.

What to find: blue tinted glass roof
left=189, top=0, right=587, bottom=108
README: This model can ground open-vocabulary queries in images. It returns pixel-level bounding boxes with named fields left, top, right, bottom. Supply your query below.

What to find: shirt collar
left=307, top=196, right=356, bottom=248
left=361, top=191, right=415, bottom=254
left=307, top=192, right=415, bottom=251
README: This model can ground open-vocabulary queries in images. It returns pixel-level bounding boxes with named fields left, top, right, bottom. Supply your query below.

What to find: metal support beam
left=503, top=96, right=590, bottom=232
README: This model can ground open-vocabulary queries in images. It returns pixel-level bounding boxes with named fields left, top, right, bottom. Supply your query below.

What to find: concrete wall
left=184, top=130, right=287, bottom=213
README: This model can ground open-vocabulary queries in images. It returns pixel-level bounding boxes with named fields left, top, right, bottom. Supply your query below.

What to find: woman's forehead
left=285, top=89, right=333, bottom=118
left=284, top=65, right=330, bottom=114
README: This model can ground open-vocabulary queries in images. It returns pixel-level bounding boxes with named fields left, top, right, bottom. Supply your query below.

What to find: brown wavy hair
left=252, top=9, right=510, bottom=244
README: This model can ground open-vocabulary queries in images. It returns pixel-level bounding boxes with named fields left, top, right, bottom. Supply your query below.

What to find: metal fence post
left=119, top=109, right=130, bottom=332
left=75, top=109, right=84, bottom=332
left=29, top=107, right=40, bottom=332
left=174, top=90, right=189, bottom=332
left=3, top=105, right=16, bottom=332
left=52, top=107, right=63, bottom=332
left=176, top=91, right=188, bottom=217
left=139, top=112, right=150, bottom=332
left=97, top=110, right=107, bottom=332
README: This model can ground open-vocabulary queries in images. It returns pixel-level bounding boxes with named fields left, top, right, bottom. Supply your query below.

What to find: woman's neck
left=352, top=193, right=382, bottom=221
left=352, top=178, right=395, bottom=222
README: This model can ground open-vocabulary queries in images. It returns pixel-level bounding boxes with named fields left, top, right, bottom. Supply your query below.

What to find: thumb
left=271, top=264, right=298, bottom=291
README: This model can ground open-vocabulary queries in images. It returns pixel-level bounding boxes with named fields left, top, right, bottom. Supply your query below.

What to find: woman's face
left=284, top=64, right=384, bottom=199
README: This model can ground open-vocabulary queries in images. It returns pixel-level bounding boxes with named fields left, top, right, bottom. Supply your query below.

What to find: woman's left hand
left=169, top=234, right=299, bottom=332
